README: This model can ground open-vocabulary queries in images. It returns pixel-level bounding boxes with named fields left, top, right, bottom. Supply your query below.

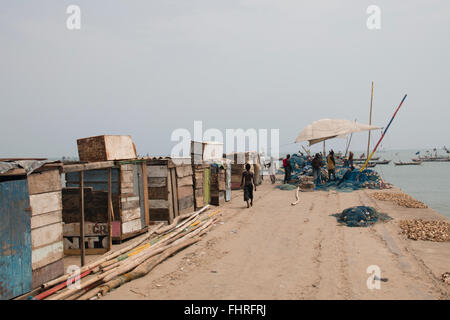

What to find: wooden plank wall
left=119, top=164, right=143, bottom=235
left=175, top=164, right=194, bottom=215
left=192, top=166, right=205, bottom=209
left=147, top=165, right=171, bottom=222
left=210, top=165, right=226, bottom=206
left=27, top=169, right=64, bottom=287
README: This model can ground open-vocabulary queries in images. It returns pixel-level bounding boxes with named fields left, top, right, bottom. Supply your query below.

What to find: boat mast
left=367, top=81, right=374, bottom=160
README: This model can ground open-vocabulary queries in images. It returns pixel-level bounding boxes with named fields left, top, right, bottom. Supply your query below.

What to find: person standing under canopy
left=311, top=153, right=322, bottom=185
left=327, top=150, right=336, bottom=181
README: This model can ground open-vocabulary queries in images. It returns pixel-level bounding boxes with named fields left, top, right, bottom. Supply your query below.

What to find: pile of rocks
left=399, top=219, right=450, bottom=242
left=372, top=191, right=428, bottom=208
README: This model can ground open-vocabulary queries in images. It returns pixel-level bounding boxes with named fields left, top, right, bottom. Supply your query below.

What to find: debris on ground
left=399, top=219, right=450, bottom=242
left=277, top=184, right=297, bottom=190
left=372, top=191, right=428, bottom=208
left=332, top=206, right=392, bottom=227
left=441, top=272, right=450, bottom=285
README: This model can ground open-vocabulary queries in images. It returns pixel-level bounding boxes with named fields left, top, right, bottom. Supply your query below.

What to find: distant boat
left=354, top=157, right=380, bottom=163
left=374, top=159, right=391, bottom=165
left=394, top=161, right=422, bottom=166
left=412, top=156, right=450, bottom=162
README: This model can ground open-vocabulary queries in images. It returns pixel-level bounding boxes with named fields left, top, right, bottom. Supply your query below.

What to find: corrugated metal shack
left=0, top=159, right=64, bottom=300
left=146, top=157, right=195, bottom=223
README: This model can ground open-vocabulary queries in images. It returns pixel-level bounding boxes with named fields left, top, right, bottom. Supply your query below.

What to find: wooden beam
left=141, top=163, right=149, bottom=227
left=80, top=171, right=85, bottom=266
left=62, top=161, right=115, bottom=173
left=107, top=168, right=113, bottom=251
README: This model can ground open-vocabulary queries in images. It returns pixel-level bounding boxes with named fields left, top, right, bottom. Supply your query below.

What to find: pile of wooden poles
left=33, top=205, right=219, bottom=300
left=399, top=219, right=450, bottom=242
left=371, top=191, right=428, bottom=208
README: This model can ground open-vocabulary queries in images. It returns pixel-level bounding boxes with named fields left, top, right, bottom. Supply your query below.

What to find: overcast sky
left=1, top=1, right=449, bottom=158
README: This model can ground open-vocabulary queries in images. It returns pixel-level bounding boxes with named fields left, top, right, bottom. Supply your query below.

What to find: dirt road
left=103, top=180, right=450, bottom=300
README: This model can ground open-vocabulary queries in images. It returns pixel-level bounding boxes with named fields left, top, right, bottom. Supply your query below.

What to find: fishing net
left=314, top=168, right=390, bottom=192
left=277, top=184, right=298, bottom=191
left=332, top=206, right=392, bottom=227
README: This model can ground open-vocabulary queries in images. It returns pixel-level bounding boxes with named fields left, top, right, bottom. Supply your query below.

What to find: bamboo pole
left=78, top=237, right=202, bottom=300
left=41, top=206, right=214, bottom=298
left=41, top=223, right=164, bottom=289
left=80, top=171, right=85, bottom=267
left=107, top=168, right=112, bottom=250
left=367, top=81, right=374, bottom=160
left=360, top=94, right=407, bottom=171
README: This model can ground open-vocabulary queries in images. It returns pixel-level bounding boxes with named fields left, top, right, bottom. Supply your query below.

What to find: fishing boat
left=412, top=156, right=450, bottom=162
left=374, top=159, right=390, bottom=165
left=356, top=156, right=380, bottom=162
left=394, top=161, right=422, bottom=166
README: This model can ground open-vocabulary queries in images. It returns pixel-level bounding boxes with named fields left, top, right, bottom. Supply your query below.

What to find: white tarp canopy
left=295, top=119, right=381, bottom=146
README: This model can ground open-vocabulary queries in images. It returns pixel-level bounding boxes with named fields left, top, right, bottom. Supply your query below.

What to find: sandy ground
left=94, top=178, right=450, bottom=300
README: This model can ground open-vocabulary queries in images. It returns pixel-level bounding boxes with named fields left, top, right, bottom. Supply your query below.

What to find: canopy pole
left=360, top=94, right=407, bottom=171
left=323, top=141, right=325, bottom=156
left=367, top=81, right=374, bottom=159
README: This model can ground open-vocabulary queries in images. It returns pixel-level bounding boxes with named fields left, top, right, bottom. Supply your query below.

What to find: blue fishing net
left=315, top=168, right=387, bottom=192
left=332, top=206, right=392, bottom=227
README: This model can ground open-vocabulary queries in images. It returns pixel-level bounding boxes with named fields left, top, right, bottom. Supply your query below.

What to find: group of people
left=282, top=149, right=355, bottom=185
left=240, top=150, right=355, bottom=208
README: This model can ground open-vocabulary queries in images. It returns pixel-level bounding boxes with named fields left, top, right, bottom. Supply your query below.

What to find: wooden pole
left=323, top=141, right=326, bottom=156
left=107, top=168, right=112, bottom=251
left=367, top=81, right=374, bottom=159
left=79, top=171, right=85, bottom=267
left=361, top=94, right=407, bottom=171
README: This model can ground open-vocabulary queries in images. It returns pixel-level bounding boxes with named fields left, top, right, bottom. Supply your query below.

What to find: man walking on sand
left=241, top=163, right=256, bottom=208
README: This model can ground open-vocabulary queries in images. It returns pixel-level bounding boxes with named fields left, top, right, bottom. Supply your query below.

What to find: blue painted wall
left=0, top=178, right=32, bottom=300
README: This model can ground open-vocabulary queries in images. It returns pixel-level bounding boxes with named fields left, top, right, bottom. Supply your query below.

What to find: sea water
left=371, top=149, right=450, bottom=218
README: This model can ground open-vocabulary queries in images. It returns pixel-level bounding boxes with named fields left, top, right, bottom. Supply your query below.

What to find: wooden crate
left=77, top=135, right=136, bottom=162
left=146, top=159, right=195, bottom=223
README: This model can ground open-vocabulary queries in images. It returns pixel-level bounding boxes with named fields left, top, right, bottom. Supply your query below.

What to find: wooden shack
left=146, top=158, right=195, bottom=223
left=0, top=161, right=64, bottom=299
left=228, top=152, right=262, bottom=190
left=192, top=163, right=210, bottom=210
left=62, top=160, right=149, bottom=253
left=209, top=163, right=226, bottom=206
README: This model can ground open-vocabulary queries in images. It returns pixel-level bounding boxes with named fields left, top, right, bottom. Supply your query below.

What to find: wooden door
left=0, top=178, right=32, bottom=300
